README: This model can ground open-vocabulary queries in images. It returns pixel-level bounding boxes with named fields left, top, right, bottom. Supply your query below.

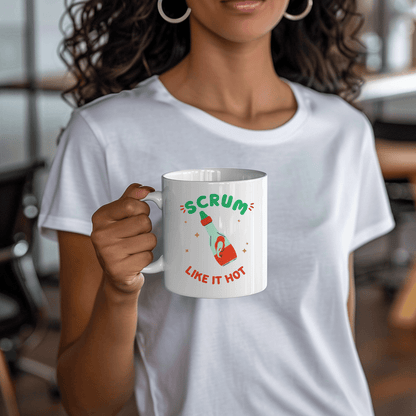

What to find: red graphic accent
left=214, top=244, right=237, bottom=266
left=248, top=203, right=254, bottom=212
left=180, top=205, right=186, bottom=213
left=201, top=215, right=212, bottom=226
left=215, top=236, right=225, bottom=256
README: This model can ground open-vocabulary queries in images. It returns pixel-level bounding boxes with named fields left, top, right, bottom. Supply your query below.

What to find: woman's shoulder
left=61, top=78, right=161, bottom=147
left=289, top=79, right=370, bottom=129
left=76, top=76, right=161, bottom=122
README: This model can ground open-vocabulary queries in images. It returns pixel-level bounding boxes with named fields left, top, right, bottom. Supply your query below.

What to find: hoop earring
left=158, top=0, right=191, bottom=24
left=283, top=0, right=313, bottom=21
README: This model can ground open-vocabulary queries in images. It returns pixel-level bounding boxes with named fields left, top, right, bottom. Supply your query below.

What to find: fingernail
left=136, top=188, right=149, bottom=198
left=140, top=185, right=155, bottom=192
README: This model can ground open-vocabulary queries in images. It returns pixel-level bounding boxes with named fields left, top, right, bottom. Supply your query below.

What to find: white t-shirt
left=39, top=74, right=395, bottom=416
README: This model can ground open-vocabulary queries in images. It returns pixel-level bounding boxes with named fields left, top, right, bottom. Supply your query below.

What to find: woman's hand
left=91, top=183, right=157, bottom=295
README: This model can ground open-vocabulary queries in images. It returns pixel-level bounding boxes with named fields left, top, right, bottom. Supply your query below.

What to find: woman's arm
left=56, top=184, right=156, bottom=416
left=57, top=231, right=140, bottom=416
left=347, top=252, right=356, bottom=343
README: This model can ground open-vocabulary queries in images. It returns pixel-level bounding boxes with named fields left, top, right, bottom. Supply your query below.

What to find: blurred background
left=1, top=0, right=416, bottom=415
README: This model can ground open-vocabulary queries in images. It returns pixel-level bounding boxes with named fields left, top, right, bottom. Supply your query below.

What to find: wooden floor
left=2, top=227, right=416, bottom=415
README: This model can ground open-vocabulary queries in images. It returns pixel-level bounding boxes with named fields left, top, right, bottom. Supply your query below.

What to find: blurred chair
left=356, top=120, right=416, bottom=307
left=0, top=160, right=59, bottom=416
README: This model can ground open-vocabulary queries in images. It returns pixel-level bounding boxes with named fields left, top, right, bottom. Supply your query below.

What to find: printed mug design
left=180, top=193, right=254, bottom=287
left=180, top=193, right=254, bottom=215
left=141, top=168, right=267, bottom=298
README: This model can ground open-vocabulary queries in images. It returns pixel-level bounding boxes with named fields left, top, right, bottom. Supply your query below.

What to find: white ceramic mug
left=142, top=168, right=267, bottom=298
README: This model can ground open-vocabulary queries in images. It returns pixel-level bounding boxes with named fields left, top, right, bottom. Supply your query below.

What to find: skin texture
left=348, top=252, right=356, bottom=342
left=57, top=2, right=356, bottom=414
left=57, top=185, right=156, bottom=415
left=159, top=0, right=297, bottom=131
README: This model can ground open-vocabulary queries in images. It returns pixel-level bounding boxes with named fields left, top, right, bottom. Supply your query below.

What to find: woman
left=39, top=0, right=395, bottom=414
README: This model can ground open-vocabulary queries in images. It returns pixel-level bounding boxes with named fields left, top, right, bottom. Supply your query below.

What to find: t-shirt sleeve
left=38, top=109, right=111, bottom=242
left=349, top=117, right=396, bottom=252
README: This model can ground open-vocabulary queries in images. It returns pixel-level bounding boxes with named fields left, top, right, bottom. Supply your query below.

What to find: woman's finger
left=104, top=251, right=154, bottom=283
left=120, top=183, right=156, bottom=201
left=116, top=232, right=157, bottom=256
left=105, top=213, right=153, bottom=238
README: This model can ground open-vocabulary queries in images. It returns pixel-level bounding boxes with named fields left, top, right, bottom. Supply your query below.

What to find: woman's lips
left=221, top=1, right=265, bottom=12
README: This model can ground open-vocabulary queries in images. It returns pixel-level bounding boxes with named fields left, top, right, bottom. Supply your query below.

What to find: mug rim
left=162, top=168, right=267, bottom=183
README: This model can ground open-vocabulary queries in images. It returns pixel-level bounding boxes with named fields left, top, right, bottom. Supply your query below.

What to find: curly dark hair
left=59, top=0, right=365, bottom=108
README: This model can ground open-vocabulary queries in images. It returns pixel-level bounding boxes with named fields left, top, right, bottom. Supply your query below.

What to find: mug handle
left=140, top=191, right=164, bottom=274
